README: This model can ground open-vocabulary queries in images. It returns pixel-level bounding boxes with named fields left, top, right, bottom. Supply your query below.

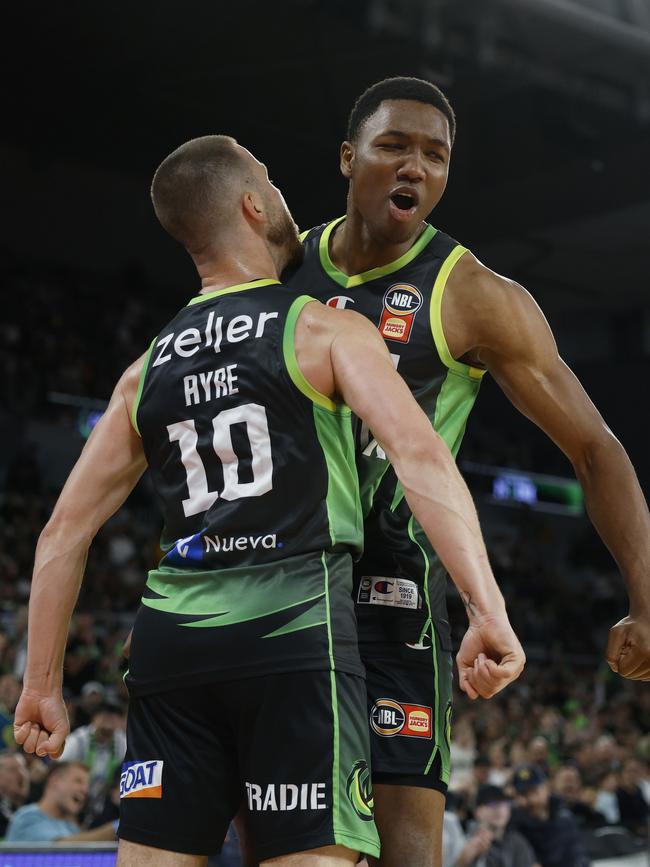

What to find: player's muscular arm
left=445, top=254, right=650, bottom=680
left=296, top=303, right=525, bottom=699
left=14, top=357, right=148, bottom=758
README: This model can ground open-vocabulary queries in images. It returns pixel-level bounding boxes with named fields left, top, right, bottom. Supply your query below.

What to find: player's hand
left=463, top=826, right=493, bottom=859
left=13, top=689, right=69, bottom=759
left=456, top=613, right=525, bottom=700
left=606, top=613, right=650, bottom=681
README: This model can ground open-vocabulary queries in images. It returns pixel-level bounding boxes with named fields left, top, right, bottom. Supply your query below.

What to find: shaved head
left=151, top=135, right=260, bottom=251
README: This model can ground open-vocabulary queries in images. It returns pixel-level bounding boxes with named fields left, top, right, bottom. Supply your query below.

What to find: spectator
left=0, top=753, right=29, bottom=836
left=444, top=784, right=538, bottom=867
left=509, top=764, right=590, bottom=867
left=593, top=770, right=620, bottom=824
left=74, top=681, right=106, bottom=728
left=57, top=702, right=126, bottom=822
left=527, top=737, right=552, bottom=777
left=616, top=757, right=649, bottom=837
left=0, top=674, right=21, bottom=750
left=552, top=764, right=606, bottom=830
left=6, top=761, right=88, bottom=841
left=5, top=762, right=115, bottom=842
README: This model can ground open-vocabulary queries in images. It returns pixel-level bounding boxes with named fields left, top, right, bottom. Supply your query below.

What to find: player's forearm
left=23, top=519, right=90, bottom=693
left=389, top=435, right=506, bottom=621
left=575, top=433, right=650, bottom=615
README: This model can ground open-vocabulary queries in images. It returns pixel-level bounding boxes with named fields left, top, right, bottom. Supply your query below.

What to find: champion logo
left=326, top=295, right=355, bottom=309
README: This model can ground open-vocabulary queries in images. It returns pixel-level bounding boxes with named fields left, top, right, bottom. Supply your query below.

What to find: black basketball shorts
left=119, top=670, right=380, bottom=862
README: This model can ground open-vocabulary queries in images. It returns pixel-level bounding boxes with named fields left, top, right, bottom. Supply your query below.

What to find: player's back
left=126, top=278, right=364, bottom=695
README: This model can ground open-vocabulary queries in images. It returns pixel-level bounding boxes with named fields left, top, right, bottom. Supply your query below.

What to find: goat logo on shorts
left=120, top=760, right=163, bottom=799
left=346, top=760, right=374, bottom=821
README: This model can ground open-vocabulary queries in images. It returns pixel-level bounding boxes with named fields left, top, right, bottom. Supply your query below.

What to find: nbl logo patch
left=120, top=761, right=163, bottom=799
left=378, top=283, right=422, bottom=343
left=346, top=760, right=374, bottom=821
left=370, top=699, right=432, bottom=739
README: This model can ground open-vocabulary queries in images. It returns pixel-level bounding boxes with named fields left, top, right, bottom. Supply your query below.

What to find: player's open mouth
left=388, top=190, right=418, bottom=221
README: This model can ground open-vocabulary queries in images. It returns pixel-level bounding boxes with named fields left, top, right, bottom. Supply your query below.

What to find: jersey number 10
left=167, top=403, right=273, bottom=518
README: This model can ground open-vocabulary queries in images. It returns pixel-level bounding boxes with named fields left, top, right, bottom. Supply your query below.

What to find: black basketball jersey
left=286, top=218, right=486, bottom=651
left=127, top=278, right=364, bottom=694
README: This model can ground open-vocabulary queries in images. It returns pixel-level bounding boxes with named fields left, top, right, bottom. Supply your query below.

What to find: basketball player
left=14, top=136, right=524, bottom=867
left=286, top=77, right=650, bottom=867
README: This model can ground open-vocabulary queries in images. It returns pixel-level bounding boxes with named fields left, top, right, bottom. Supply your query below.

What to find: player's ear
left=242, top=189, right=265, bottom=225
left=340, top=141, right=354, bottom=179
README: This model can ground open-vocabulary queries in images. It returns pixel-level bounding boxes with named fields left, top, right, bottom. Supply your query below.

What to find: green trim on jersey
left=433, top=370, right=482, bottom=459
left=142, top=564, right=327, bottom=629
left=187, top=278, right=280, bottom=306
left=262, top=613, right=328, bottom=639
left=314, top=406, right=362, bottom=550
left=429, top=245, right=485, bottom=380
left=323, top=551, right=342, bottom=834
left=283, top=295, right=339, bottom=412
left=299, top=228, right=311, bottom=243
left=407, top=515, right=440, bottom=776
left=319, top=217, right=438, bottom=289
left=131, top=338, right=157, bottom=436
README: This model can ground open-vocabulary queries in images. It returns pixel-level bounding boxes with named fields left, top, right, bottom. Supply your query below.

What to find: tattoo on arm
left=461, top=592, right=477, bottom=618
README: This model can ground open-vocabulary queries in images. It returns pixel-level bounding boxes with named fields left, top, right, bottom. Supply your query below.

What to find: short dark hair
left=45, top=761, right=88, bottom=788
left=151, top=135, right=255, bottom=251
left=347, top=76, right=456, bottom=145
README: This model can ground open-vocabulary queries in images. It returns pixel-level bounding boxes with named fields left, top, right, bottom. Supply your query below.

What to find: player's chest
left=320, top=275, right=436, bottom=386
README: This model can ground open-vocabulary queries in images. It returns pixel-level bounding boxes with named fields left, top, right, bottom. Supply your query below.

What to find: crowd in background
left=0, top=257, right=648, bottom=864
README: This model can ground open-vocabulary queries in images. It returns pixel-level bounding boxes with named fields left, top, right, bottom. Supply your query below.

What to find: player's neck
left=193, top=238, right=279, bottom=295
left=330, top=211, right=426, bottom=276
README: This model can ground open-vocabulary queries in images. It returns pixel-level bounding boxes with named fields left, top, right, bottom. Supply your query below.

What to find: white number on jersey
left=167, top=403, right=273, bottom=517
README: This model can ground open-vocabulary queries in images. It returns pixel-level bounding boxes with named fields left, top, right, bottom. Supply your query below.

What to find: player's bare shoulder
left=116, top=354, right=147, bottom=415
left=298, top=297, right=381, bottom=342
left=443, top=250, right=548, bottom=362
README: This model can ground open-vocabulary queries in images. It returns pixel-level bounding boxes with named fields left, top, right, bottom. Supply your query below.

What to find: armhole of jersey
left=429, top=245, right=486, bottom=381
left=299, top=228, right=311, bottom=243
left=130, top=338, right=157, bottom=436
left=282, top=295, right=342, bottom=413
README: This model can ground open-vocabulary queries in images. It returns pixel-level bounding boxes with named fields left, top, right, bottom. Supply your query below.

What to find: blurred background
left=1, top=0, right=649, bottom=864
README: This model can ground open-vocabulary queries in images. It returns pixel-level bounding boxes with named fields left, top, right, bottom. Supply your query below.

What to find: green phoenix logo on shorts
left=346, top=760, right=374, bottom=821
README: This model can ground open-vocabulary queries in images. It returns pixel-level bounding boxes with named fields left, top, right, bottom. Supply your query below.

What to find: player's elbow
left=39, top=506, right=96, bottom=552
left=391, top=425, right=455, bottom=482
left=571, top=425, right=626, bottom=481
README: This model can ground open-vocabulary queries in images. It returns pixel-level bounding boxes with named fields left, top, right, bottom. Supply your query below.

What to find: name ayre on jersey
left=151, top=308, right=278, bottom=407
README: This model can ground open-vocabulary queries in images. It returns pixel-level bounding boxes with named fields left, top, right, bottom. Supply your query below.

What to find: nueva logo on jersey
left=378, top=283, right=422, bottom=344
left=164, top=530, right=282, bottom=565
left=346, top=760, right=374, bottom=821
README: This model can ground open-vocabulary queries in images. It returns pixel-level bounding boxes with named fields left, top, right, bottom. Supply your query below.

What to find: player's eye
left=379, top=143, right=403, bottom=150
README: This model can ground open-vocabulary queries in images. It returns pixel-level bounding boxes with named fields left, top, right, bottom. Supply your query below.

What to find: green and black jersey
left=286, top=218, right=486, bottom=655
left=127, top=279, right=363, bottom=695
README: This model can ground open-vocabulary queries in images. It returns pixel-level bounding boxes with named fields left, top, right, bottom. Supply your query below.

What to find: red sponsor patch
left=402, top=704, right=432, bottom=738
left=379, top=310, right=414, bottom=342
left=370, top=699, right=432, bottom=739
